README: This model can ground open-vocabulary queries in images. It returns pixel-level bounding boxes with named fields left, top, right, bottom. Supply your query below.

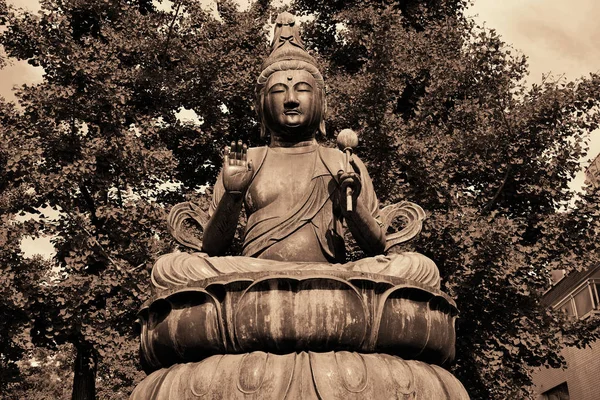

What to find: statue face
left=263, top=69, right=321, bottom=139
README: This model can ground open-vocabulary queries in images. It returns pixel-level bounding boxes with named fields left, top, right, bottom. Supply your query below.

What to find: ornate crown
left=256, top=12, right=324, bottom=91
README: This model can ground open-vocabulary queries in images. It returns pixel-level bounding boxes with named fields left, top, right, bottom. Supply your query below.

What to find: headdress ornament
left=256, top=12, right=326, bottom=139
left=256, top=12, right=324, bottom=90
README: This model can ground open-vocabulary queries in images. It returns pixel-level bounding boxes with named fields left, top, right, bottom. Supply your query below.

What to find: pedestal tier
left=131, top=351, right=469, bottom=399
left=137, top=270, right=458, bottom=370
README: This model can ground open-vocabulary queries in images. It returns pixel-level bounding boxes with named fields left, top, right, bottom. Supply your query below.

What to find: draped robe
left=152, top=144, right=440, bottom=292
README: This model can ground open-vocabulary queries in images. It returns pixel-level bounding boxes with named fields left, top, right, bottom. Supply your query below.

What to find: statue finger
left=340, top=175, right=354, bottom=188
left=236, top=140, right=244, bottom=165
left=242, top=144, right=248, bottom=165
left=340, top=173, right=361, bottom=193
left=230, top=141, right=236, bottom=165
left=224, top=145, right=230, bottom=166
left=339, top=171, right=355, bottom=181
left=247, top=160, right=253, bottom=171
left=237, top=140, right=243, bottom=165
left=349, top=155, right=361, bottom=174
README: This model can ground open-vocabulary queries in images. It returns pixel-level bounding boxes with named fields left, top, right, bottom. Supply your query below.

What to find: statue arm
left=202, top=142, right=255, bottom=256
left=201, top=172, right=244, bottom=256
left=340, top=156, right=386, bottom=255
left=345, top=199, right=386, bottom=256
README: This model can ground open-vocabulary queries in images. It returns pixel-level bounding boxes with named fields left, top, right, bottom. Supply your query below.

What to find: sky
left=3, top=0, right=599, bottom=256
left=467, top=0, right=600, bottom=191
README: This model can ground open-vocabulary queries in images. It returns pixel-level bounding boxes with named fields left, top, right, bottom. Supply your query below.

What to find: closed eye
left=295, top=82, right=313, bottom=92
left=269, top=84, right=287, bottom=94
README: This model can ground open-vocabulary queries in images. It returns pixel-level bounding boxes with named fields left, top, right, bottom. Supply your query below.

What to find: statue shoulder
left=247, top=146, right=269, bottom=171
left=318, top=145, right=345, bottom=165
left=318, top=145, right=369, bottom=175
left=317, top=145, right=344, bottom=179
left=247, top=145, right=268, bottom=157
left=318, top=145, right=344, bottom=159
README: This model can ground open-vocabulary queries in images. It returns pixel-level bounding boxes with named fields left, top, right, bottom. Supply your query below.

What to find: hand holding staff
left=336, top=129, right=359, bottom=213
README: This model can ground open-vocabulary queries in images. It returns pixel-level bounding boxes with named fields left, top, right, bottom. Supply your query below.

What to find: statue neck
left=270, top=136, right=317, bottom=148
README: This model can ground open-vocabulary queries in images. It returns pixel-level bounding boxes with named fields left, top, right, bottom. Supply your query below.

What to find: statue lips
left=282, top=109, right=303, bottom=127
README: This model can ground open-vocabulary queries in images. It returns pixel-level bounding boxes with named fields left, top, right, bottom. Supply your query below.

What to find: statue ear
left=261, top=119, right=268, bottom=139
left=256, top=92, right=268, bottom=139
left=318, top=91, right=327, bottom=137
left=319, top=119, right=326, bottom=137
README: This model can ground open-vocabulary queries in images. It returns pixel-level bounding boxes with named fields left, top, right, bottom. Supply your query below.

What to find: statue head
left=256, top=12, right=327, bottom=141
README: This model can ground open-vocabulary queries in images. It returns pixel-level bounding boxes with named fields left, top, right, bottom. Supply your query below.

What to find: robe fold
left=152, top=144, right=440, bottom=292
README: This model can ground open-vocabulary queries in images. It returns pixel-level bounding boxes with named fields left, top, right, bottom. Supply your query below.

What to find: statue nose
left=280, top=25, right=294, bottom=40
left=284, top=100, right=299, bottom=109
left=284, top=92, right=299, bottom=108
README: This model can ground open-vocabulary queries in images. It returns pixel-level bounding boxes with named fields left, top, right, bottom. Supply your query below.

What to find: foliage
left=292, top=2, right=600, bottom=398
left=5, top=345, right=74, bottom=400
left=1, top=0, right=272, bottom=396
left=1, top=0, right=599, bottom=398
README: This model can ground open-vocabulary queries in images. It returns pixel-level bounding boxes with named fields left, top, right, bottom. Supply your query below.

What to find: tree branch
left=78, top=183, right=99, bottom=226
left=159, top=1, right=182, bottom=63
left=482, top=164, right=512, bottom=215
left=63, top=209, right=143, bottom=274
left=482, top=107, right=515, bottom=215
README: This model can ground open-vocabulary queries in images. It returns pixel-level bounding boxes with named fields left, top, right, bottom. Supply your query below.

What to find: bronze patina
left=132, top=12, right=469, bottom=399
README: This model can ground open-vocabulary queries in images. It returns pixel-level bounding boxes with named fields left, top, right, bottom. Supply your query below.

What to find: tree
left=1, top=0, right=599, bottom=398
left=291, top=1, right=600, bottom=397
left=0, top=0, right=277, bottom=396
left=5, top=345, right=74, bottom=400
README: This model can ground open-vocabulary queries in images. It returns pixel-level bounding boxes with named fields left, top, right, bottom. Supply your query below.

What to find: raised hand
left=223, top=140, right=253, bottom=195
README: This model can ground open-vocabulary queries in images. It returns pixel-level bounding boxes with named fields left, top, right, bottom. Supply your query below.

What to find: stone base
left=131, top=351, right=469, bottom=399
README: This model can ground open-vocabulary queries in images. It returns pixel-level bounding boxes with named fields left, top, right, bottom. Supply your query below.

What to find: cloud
left=469, top=0, right=600, bottom=82
left=7, top=0, right=40, bottom=12
left=469, top=0, right=600, bottom=189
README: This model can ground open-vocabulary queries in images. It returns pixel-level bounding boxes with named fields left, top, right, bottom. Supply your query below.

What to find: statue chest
left=247, top=150, right=319, bottom=213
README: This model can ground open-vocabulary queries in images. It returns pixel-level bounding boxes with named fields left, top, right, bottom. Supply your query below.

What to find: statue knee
left=151, top=252, right=217, bottom=291
left=350, top=252, right=440, bottom=288
left=385, top=252, right=441, bottom=289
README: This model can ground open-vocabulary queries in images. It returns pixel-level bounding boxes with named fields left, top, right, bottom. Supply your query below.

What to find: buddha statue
left=151, top=11, right=440, bottom=293
left=131, top=13, right=469, bottom=399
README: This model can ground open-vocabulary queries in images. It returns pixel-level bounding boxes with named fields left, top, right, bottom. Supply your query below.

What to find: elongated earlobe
left=256, top=94, right=268, bottom=139
left=319, top=120, right=326, bottom=137
left=318, top=92, right=327, bottom=137
left=261, top=119, right=268, bottom=139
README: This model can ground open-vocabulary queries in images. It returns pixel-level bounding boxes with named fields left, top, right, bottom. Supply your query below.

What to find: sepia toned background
left=3, top=0, right=599, bottom=254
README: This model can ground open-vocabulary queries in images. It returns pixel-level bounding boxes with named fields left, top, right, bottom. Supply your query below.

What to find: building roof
left=542, top=264, right=600, bottom=306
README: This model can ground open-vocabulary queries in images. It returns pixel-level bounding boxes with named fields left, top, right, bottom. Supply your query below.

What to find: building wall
left=533, top=158, right=600, bottom=399
left=585, top=153, right=600, bottom=188
left=533, top=340, right=600, bottom=400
